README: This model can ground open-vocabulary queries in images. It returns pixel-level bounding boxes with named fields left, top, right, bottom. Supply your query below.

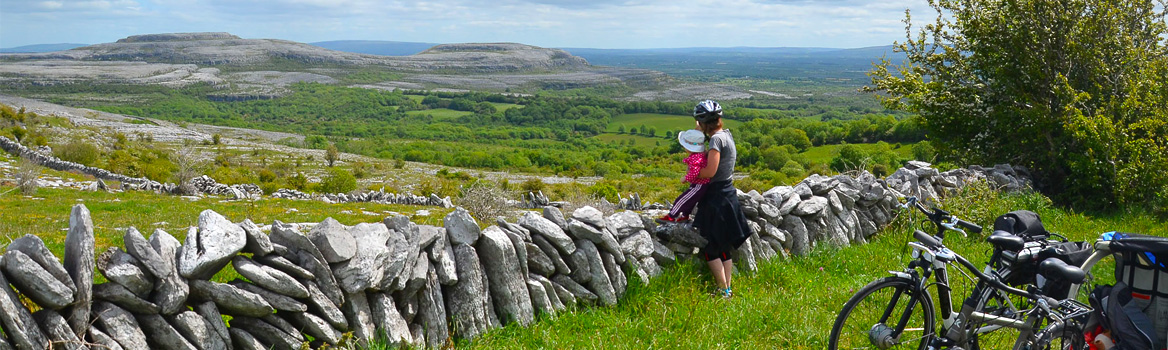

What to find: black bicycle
left=828, top=195, right=1091, bottom=350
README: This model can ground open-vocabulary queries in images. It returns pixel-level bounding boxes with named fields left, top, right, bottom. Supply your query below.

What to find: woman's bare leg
left=707, top=259, right=728, bottom=289
left=722, top=259, right=734, bottom=289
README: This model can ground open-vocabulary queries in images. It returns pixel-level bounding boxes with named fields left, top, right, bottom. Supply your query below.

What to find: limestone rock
left=606, top=211, right=645, bottom=238
left=529, top=274, right=564, bottom=311
left=333, top=223, right=393, bottom=293
left=368, top=292, right=411, bottom=347
left=577, top=240, right=617, bottom=306
left=96, top=247, right=153, bottom=297
left=228, top=328, right=265, bottom=350
left=478, top=226, right=535, bottom=326
left=228, top=280, right=308, bottom=312
left=93, top=283, right=159, bottom=314
left=444, top=243, right=497, bottom=340
left=93, top=302, right=148, bottom=350
left=619, top=230, right=655, bottom=260
left=402, top=251, right=430, bottom=297
left=307, top=218, right=357, bottom=263
left=570, top=206, right=605, bottom=229
left=552, top=274, right=598, bottom=306
left=519, top=211, right=575, bottom=255
left=64, top=204, right=96, bottom=336
left=230, top=317, right=301, bottom=349
left=188, top=280, right=274, bottom=317
left=270, top=221, right=343, bottom=306
left=565, top=245, right=591, bottom=285
left=137, top=313, right=197, bottom=350
left=525, top=242, right=556, bottom=276
left=148, top=228, right=189, bottom=315
left=32, top=310, right=83, bottom=350
left=433, top=235, right=459, bottom=285
left=416, top=269, right=448, bottom=349
left=122, top=227, right=168, bottom=279
left=531, top=234, right=570, bottom=275
left=232, top=256, right=309, bottom=298
left=793, top=196, right=828, bottom=216
left=549, top=278, right=576, bottom=308
left=193, top=301, right=231, bottom=348
left=502, top=228, right=530, bottom=281
left=2, top=250, right=75, bottom=310
left=651, top=239, right=677, bottom=266
left=178, top=210, right=247, bottom=280
left=239, top=219, right=275, bottom=256
left=253, top=255, right=314, bottom=280
left=527, top=280, right=553, bottom=318
left=542, top=206, right=569, bottom=229
left=341, top=292, right=376, bottom=345
left=602, top=252, right=627, bottom=300
left=6, top=234, right=75, bottom=295
left=285, top=312, right=342, bottom=346
left=782, top=215, right=810, bottom=256
left=171, top=310, right=228, bottom=350
left=88, top=327, right=124, bottom=350
left=567, top=220, right=623, bottom=261
left=444, top=208, right=482, bottom=245
left=301, top=279, right=348, bottom=331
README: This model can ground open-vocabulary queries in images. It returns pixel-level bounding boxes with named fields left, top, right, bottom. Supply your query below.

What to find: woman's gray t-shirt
left=708, top=129, right=736, bottom=183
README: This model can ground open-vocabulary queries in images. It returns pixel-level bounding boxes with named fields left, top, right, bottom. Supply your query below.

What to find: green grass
left=405, top=108, right=473, bottom=120
left=488, top=102, right=521, bottom=111
left=461, top=185, right=1165, bottom=349
left=801, top=143, right=915, bottom=164
left=593, top=133, right=671, bottom=148
left=606, top=113, right=745, bottom=134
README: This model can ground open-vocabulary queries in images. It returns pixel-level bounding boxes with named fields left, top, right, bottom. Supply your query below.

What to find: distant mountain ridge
left=310, top=40, right=437, bottom=56
left=0, top=43, right=89, bottom=53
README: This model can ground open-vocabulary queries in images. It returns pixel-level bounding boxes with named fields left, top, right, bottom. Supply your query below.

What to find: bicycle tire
left=829, top=276, right=936, bottom=350
left=1033, top=318, right=1087, bottom=350
left=963, top=282, right=1032, bottom=350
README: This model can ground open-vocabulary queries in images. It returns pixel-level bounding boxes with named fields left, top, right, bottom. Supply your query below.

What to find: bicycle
left=828, top=194, right=1092, bottom=350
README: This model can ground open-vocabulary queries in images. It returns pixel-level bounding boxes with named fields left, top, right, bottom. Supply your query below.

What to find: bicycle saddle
left=1038, top=258, right=1086, bottom=284
left=987, top=230, right=1026, bottom=251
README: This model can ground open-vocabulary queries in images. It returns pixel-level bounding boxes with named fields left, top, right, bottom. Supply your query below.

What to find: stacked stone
left=318, top=190, right=453, bottom=208
left=190, top=175, right=262, bottom=200
left=886, top=161, right=1033, bottom=204
left=518, top=191, right=552, bottom=209
left=0, top=135, right=154, bottom=186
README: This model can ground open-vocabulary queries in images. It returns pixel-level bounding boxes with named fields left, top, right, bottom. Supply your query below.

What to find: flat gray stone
left=565, top=244, right=591, bottom=285
left=239, top=219, right=275, bottom=256
left=525, top=242, right=556, bottom=277
left=551, top=274, right=597, bottom=306
left=2, top=250, right=75, bottom=310
left=549, top=277, right=576, bottom=308
left=383, top=214, right=412, bottom=232
left=233, top=256, right=309, bottom=298
left=502, top=228, right=530, bottom=280
left=137, top=313, right=197, bottom=350
left=188, top=280, right=274, bottom=318
left=415, top=270, right=447, bottom=349
left=602, top=252, right=627, bottom=300
left=794, top=182, right=813, bottom=199
left=6, top=234, right=75, bottom=294
left=93, top=283, right=159, bottom=314
left=402, top=251, right=430, bottom=297
left=262, top=314, right=303, bottom=342
left=178, top=210, right=247, bottom=280
left=519, top=211, right=575, bottom=255
left=567, top=220, right=623, bottom=262
left=88, top=327, right=124, bottom=350
left=413, top=224, right=443, bottom=249
left=152, top=272, right=189, bottom=315
left=368, top=292, right=410, bottom=346
left=122, top=227, right=168, bottom=279
left=229, top=280, right=308, bottom=312
left=285, top=312, right=342, bottom=346
left=228, top=328, right=265, bottom=350
left=271, top=221, right=344, bottom=306
left=651, top=239, right=677, bottom=266
left=444, top=243, right=497, bottom=340
left=478, top=226, right=535, bottom=326
left=307, top=218, right=357, bottom=263
left=526, top=279, right=553, bottom=318
left=577, top=240, right=617, bottom=306
left=253, top=254, right=314, bottom=280
left=542, top=206, right=569, bottom=229
left=341, top=292, right=376, bottom=345
left=93, top=302, right=148, bottom=350
left=376, top=228, right=412, bottom=292
left=301, top=279, right=348, bottom=331
left=619, top=230, right=655, bottom=260
left=444, top=208, right=481, bottom=246
left=432, top=234, right=458, bottom=286
left=605, top=211, right=645, bottom=238
left=529, top=274, right=564, bottom=311
left=171, top=310, right=228, bottom=350
left=531, top=234, right=570, bottom=275
left=229, top=317, right=301, bottom=349
left=147, top=228, right=181, bottom=273
left=793, top=195, right=828, bottom=216
left=64, top=204, right=96, bottom=337
left=192, top=301, right=231, bottom=348
left=570, top=206, right=605, bottom=229
left=32, top=310, right=83, bottom=350
left=333, top=223, right=392, bottom=293
left=782, top=214, right=810, bottom=256
left=96, top=247, right=153, bottom=297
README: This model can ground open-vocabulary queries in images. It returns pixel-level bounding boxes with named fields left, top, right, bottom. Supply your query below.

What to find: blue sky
left=1, top=0, right=932, bottom=49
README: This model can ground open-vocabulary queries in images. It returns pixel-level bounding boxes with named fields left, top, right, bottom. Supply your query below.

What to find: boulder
left=525, top=242, right=556, bottom=277
left=88, top=327, right=123, bottom=350
left=531, top=234, right=571, bottom=275
left=782, top=215, right=810, bottom=256
left=2, top=250, right=75, bottom=310
left=342, top=292, right=377, bottom=345
left=178, top=210, right=247, bottom=280
left=253, top=254, right=314, bottom=280
left=96, top=247, right=153, bottom=297
left=542, top=206, right=569, bottom=230
left=602, top=252, right=627, bottom=299
left=232, top=256, right=309, bottom=298
left=301, top=279, right=348, bottom=331
left=368, top=292, right=411, bottom=347
left=64, top=204, right=96, bottom=336
left=239, top=219, right=276, bottom=256
left=416, top=270, right=449, bottom=349
left=136, top=313, right=196, bottom=350
left=230, top=317, right=302, bottom=349
left=285, top=312, right=342, bottom=346
left=443, top=243, right=498, bottom=340
left=228, top=328, right=265, bottom=350
left=32, top=310, right=83, bottom=350
left=122, top=227, right=168, bottom=279
left=228, top=280, right=308, bottom=312
left=478, top=226, right=535, bottom=326
left=6, top=234, right=75, bottom=294
left=792, top=196, right=828, bottom=216
left=519, top=211, right=575, bottom=255
left=567, top=220, right=623, bottom=261
left=444, top=208, right=482, bottom=246
left=93, top=283, right=159, bottom=314
left=306, top=218, right=357, bottom=263
left=92, top=302, right=149, bottom=350
left=605, top=211, right=645, bottom=238
left=148, top=228, right=189, bottom=315
left=188, top=280, right=274, bottom=318
left=193, top=301, right=231, bottom=348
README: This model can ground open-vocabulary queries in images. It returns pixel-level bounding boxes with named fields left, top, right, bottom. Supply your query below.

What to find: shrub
left=520, top=178, right=545, bottom=193
left=16, top=159, right=39, bottom=195
left=54, top=140, right=100, bottom=166
left=319, top=168, right=357, bottom=194
left=458, top=180, right=515, bottom=222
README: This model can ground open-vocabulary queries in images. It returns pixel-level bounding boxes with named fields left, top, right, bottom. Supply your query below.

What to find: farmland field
left=605, top=113, right=745, bottom=134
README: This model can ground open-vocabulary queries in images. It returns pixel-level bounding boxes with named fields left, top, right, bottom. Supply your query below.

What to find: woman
left=691, top=99, right=752, bottom=299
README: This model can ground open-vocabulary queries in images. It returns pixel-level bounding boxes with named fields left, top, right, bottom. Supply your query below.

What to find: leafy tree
left=867, top=0, right=1168, bottom=212
left=319, top=167, right=357, bottom=194
left=326, top=144, right=339, bottom=167
left=830, top=145, right=869, bottom=173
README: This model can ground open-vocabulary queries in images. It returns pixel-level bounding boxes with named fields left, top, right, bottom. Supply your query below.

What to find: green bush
left=587, top=182, right=619, bottom=202
left=318, top=168, right=357, bottom=194
left=54, top=140, right=100, bottom=166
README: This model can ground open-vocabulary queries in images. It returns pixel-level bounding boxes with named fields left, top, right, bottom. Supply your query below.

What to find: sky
left=0, top=0, right=934, bottom=49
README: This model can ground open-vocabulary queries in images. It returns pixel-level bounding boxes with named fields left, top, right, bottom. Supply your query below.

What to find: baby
left=657, top=129, right=710, bottom=223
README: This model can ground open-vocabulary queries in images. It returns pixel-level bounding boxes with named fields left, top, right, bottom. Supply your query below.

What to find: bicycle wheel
left=1033, top=319, right=1087, bottom=350
left=964, top=284, right=1032, bottom=350
left=829, top=277, right=935, bottom=350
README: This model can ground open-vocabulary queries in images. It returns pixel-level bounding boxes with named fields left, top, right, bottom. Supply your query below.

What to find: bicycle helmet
left=693, top=100, right=722, bottom=123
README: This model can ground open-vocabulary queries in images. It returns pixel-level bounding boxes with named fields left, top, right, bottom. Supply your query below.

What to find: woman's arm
left=698, top=149, right=720, bottom=179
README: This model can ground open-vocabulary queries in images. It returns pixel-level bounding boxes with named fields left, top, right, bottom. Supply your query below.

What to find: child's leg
left=669, top=183, right=707, bottom=218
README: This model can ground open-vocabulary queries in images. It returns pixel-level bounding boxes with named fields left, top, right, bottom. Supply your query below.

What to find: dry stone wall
left=0, top=162, right=1029, bottom=349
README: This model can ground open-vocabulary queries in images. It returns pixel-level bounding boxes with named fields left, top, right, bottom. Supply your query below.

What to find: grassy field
left=802, top=142, right=915, bottom=164
left=593, top=133, right=671, bottom=148
left=405, top=108, right=473, bottom=120
left=605, top=113, right=745, bottom=135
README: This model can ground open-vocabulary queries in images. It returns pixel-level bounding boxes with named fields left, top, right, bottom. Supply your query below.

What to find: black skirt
left=692, top=180, right=752, bottom=254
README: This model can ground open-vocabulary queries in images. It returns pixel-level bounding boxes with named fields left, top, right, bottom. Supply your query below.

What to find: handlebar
left=896, top=194, right=982, bottom=238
